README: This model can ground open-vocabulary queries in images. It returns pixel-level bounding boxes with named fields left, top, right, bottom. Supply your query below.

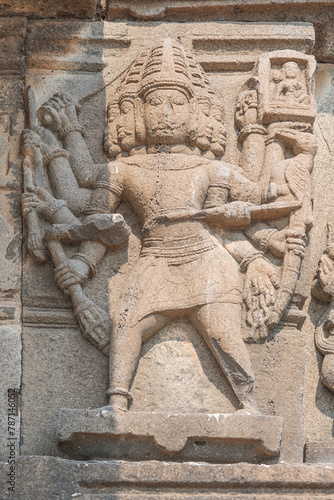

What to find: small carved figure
left=274, top=61, right=309, bottom=106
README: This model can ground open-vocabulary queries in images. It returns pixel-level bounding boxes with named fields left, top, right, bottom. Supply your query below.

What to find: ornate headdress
left=105, top=38, right=226, bottom=156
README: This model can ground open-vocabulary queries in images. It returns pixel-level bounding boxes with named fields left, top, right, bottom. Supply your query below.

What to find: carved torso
left=91, top=153, right=231, bottom=241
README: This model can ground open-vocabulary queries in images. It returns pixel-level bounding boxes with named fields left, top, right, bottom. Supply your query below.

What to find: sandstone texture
left=0, top=3, right=334, bottom=499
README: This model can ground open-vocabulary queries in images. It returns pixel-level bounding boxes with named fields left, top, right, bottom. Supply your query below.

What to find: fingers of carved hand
left=225, top=201, right=251, bottom=225
left=35, top=187, right=55, bottom=204
left=54, top=259, right=90, bottom=292
left=54, top=262, right=81, bottom=291
left=21, top=192, right=39, bottom=216
left=39, top=105, right=62, bottom=130
left=319, top=254, right=334, bottom=277
left=54, top=93, right=81, bottom=113
left=21, top=129, right=41, bottom=150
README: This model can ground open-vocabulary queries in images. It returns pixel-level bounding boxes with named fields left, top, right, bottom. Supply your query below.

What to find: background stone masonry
left=1, top=0, right=334, bottom=498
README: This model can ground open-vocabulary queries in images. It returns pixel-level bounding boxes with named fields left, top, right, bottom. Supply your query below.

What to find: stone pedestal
left=57, top=408, right=283, bottom=463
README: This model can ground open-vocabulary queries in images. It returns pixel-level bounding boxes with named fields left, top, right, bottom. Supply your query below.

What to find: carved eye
left=172, top=98, right=186, bottom=106
left=120, top=103, right=132, bottom=115
left=148, top=98, right=162, bottom=106
left=108, top=111, right=117, bottom=122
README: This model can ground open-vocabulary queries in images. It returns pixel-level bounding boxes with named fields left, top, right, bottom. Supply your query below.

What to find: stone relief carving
left=21, top=39, right=317, bottom=418
left=312, top=231, right=334, bottom=392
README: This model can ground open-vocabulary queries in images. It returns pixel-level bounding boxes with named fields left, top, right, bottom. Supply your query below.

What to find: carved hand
left=244, top=257, right=279, bottom=338
left=54, top=259, right=90, bottom=293
left=318, top=252, right=334, bottom=296
left=219, top=201, right=252, bottom=228
left=274, top=128, right=317, bottom=157
left=22, top=128, right=59, bottom=157
left=235, top=90, right=258, bottom=130
left=38, top=93, right=80, bottom=136
left=266, top=229, right=287, bottom=259
left=21, top=186, right=56, bottom=219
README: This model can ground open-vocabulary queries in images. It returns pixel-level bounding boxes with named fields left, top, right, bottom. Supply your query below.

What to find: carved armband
left=240, top=251, right=265, bottom=273
left=60, top=125, right=86, bottom=139
left=93, top=180, right=123, bottom=197
left=72, top=252, right=97, bottom=278
left=259, top=229, right=278, bottom=253
left=238, top=124, right=267, bottom=144
left=43, top=149, right=70, bottom=167
left=45, top=199, right=67, bottom=219
left=107, top=387, right=133, bottom=403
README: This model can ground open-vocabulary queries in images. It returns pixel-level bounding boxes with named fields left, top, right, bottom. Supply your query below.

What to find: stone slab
left=2, top=457, right=334, bottom=499
left=20, top=326, right=108, bottom=458
left=57, top=408, right=283, bottom=463
left=0, top=327, right=21, bottom=461
left=305, top=441, right=334, bottom=463
left=0, top=0, right=97, bottom=19
left=26, top=21, right=315, bottom=74
left=107, top=0, right=334, bottom=21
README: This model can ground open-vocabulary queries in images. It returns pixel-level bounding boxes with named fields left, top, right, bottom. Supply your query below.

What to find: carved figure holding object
left=25, top=39, right=317, bottom=417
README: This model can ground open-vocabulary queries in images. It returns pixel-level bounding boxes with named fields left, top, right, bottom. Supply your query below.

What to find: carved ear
left=187, top=98, right=198, bottom=145
left=135, top=98, right=146, bottom=144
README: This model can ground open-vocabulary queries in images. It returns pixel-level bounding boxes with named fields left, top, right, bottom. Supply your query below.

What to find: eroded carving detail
left=21, top=39, right=317, bottom=418
left=312, top=234, right=334, bottom=392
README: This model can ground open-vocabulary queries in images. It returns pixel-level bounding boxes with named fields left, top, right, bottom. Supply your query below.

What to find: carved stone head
left=105, top=38, right=226, bottom=154
left=104, top=98, right=121, bottom=157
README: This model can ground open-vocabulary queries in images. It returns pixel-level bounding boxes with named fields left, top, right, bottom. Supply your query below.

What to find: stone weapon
left=143, top=200, right=301, bottom=232
left=22, top=86, right=48, bottom=264
left=46, top=214, right=130, bottom=355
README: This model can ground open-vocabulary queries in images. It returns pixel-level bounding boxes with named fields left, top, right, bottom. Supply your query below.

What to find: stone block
left=20, top=327, right=108, bottom=457
left=57, top=408, right=283, bottom=462
left=0, top=0, right=97, bottom=19
left=305, top=441, right=334, bottom=463
left=0, top=326, right=21, bottom=461
left=2, top=457, right=334, bottom=499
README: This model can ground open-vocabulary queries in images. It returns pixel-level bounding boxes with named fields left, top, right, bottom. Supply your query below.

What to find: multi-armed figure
left=22, top=39, right=317, bottom=414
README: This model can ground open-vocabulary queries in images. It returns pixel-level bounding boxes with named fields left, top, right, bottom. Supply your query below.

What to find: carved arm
left=38, top=93, right=96, bottom=188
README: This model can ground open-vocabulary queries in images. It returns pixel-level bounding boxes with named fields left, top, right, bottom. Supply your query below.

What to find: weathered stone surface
left=0, top=327, right=21, bottom=462
left=20, top=327, right=108, bottom=457
left=57, top=408, right=283, bottom=462
left=2, top=7, right=334, bottom=498
left=2, top=456, right=334, bottom=499
left=302, top=64, right=334, bottom=449
left=106, top=0, right=334, bottom=22
left=305, top=441, right=334, bottom=463
left=0, top=0, right=97, bottom=19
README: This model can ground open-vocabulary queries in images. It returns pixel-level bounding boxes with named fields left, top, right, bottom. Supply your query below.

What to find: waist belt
left=141, top=233, right=215, bottom=260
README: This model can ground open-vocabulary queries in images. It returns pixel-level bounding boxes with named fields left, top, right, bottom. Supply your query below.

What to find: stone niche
left=1, top=14, right=334, bottom=500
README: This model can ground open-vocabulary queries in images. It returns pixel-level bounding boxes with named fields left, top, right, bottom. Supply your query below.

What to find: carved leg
left=189, top=302, right=259, bottom=414
left=108, top=311, right=169, bottom=411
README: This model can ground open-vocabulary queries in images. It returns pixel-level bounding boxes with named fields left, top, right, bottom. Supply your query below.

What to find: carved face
left=117, top=99, right=136, bottom=151
left=143, top=89, right=191, bottom=145
left=210, top=105, right=226, bottom=157
left=283, top=62, right=299, bottom=79
left=104, top=102, right=121, bottom=157
left=196, top=100, right=213, bottom=151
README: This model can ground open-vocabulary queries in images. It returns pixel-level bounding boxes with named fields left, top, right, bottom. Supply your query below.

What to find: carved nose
left=162, top=99, right=173, bottom=120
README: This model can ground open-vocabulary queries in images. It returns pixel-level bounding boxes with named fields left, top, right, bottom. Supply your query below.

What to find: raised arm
left=38, top=93, right=96, bottom=188
left=22, top=127, right=92, bottom=216
left=52, top=163, right=125, bottom=291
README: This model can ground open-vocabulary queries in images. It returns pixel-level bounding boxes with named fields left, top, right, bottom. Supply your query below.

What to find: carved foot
left=236, top=405, right=262, bottom=416
left=237, top=396, right=261, bottom=416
